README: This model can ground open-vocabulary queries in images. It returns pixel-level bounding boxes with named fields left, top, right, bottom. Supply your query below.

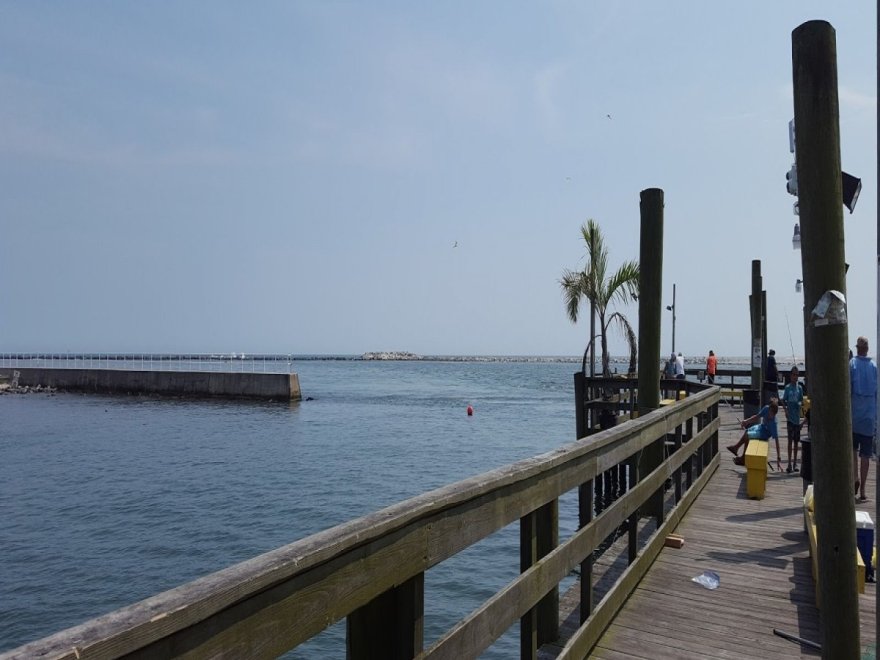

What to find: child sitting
left=727, top=397, right=782, bottom=472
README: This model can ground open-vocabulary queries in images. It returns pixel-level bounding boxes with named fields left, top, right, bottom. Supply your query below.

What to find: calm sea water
left=2, top=358, right=621, bottom=658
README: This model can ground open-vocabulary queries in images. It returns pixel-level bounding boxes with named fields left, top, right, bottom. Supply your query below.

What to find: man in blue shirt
left=852, top=336, right=877, bottom=502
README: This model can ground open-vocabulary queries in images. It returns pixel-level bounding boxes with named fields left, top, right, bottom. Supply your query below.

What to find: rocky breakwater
left=361, top=351, right=422, bottom=360
left=0, top=381, right=56, bottom=395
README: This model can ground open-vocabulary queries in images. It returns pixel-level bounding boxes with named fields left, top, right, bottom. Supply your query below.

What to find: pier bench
left=744, top=440, right=769, bottom=499
left=659, top=391, right=687, bottom=407
left=803, top=485, right=865, bottom=606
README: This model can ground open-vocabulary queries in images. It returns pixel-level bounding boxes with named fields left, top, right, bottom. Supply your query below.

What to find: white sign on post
left=752, top=341, right=763, bottom=368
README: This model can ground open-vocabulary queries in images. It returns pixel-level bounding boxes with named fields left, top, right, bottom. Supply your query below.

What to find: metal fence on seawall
left=0, top=353, right=296, bottom=374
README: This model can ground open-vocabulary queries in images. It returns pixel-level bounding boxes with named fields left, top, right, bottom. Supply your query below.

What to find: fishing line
left=784, top=308, right=797, bottom=364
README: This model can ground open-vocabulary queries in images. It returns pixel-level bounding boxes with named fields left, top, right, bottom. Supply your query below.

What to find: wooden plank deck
left=547, top=402, right=876, bottom=659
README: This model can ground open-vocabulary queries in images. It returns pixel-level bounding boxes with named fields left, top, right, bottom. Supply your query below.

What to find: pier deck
left=547, top=403, right=876, bottom=659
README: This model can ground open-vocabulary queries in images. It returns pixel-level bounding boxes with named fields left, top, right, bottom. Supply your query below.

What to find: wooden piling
left=750, top=260, right=763, bottom=394
left=637, top=187, right=664, bottom=523
left=793, top=19, right=859, bottom=657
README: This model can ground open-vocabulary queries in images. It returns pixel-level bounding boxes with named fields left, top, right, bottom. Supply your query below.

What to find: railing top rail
left=0, top=354, right=296, bottom=375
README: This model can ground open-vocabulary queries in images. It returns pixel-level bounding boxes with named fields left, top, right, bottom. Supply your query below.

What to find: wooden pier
left=543, top=402, right=876, bottom=659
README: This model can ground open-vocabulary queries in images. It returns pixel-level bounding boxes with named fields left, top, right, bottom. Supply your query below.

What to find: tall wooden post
left=875, top=0, right=880, bottom=634
left=574, top=375, right=594, bottom=622
left=793, top=20, right=859, bottom=656
left=746, top=261, right=763, bottom=418
left=762, top=290, right=770, bottom=404
left=750, top=260, right=763, bottom=392
left=762, top=291, right=768, bottom=366
left=637, top=188, right=664, bottom=522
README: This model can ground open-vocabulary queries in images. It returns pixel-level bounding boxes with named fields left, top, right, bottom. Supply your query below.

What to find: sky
left=0, top=2, right=876, bottom=359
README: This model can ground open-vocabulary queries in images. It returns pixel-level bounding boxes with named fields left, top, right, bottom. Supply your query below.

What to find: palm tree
left=560, top=220, right=640, bottom=377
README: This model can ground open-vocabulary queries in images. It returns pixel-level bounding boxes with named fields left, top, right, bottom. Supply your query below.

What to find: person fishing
left=706, top=350, right=717, bottom=384
left=727, top=397, right=782, bottom=472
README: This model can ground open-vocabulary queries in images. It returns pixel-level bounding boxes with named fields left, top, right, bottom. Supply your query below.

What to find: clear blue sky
left=0, top=2, right=875, bottom=358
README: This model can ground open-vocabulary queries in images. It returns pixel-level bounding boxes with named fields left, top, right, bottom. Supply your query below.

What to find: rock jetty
left=361, top=351, right=422, bottom=360
left=0, top=382, right=56, bottom=395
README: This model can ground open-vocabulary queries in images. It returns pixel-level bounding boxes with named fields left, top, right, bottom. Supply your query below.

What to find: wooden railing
left=684, top=366, right=807, bottom=388
left=2, top=388, right=720, bottom=660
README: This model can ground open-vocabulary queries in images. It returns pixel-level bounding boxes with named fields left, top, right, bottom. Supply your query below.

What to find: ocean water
left=0, top=357, right=614, bottom=658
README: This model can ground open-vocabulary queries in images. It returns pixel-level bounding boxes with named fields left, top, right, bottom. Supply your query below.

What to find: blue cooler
left=856, top=511, right=874, bottom=580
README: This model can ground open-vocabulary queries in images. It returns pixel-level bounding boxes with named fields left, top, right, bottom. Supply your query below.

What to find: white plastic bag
left=692, top=570, right=720, bottom=590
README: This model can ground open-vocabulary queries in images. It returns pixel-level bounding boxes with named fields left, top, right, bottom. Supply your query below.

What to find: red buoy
left=467, top=405, right=474, bottom=416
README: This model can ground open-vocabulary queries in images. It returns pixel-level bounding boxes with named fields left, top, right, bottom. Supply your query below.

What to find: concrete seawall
left=1, top=368, right=302, bottom=401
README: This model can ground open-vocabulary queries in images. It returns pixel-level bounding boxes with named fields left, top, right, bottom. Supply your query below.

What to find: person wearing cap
left=851, top=336, right=877, bottom=502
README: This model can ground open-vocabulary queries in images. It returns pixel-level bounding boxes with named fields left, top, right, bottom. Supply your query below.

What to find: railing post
left=627, top=452, right=638, bottom=565
left=578, top=479, right=594, bottom=624
left=574, top=372, right=586, bottom=440
left=347, top=574, right=424, bottom=660
left=520, top=511, right=538, bottom=659
left=673, top=423, right=683, bottom=502
left=693, top=414, right=705, bottom=478
left=710, top=407, right=717, bottom=453
left=685, top=438, right=694, bottom=490
left=696, top=413, right=708, bottom=474
left=520, top=499, right=558, bottom=658
left=535, top=500, right=559, bottom=645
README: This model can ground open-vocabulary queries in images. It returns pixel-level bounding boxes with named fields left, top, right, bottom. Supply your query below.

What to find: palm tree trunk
left=600, top=316, right=610, bottom=377
left=589, top=301, right=596, bottom=377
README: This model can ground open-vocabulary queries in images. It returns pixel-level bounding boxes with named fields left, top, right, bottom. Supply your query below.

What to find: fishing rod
left=784, top=307, right=798, bottom=365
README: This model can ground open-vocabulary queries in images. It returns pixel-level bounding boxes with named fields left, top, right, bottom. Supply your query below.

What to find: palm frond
left=559, top=269, right=586, bottom=324
left=580, top=220, right=608, bottom=299
left=607, top=311, right=638, bottom=373
left=605, top=260, right=640, bottom=309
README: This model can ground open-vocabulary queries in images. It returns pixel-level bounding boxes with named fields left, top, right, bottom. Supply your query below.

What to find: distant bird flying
left=606, top=114, right=612, bottom=119
left=453, top=241, right=458, bottom=248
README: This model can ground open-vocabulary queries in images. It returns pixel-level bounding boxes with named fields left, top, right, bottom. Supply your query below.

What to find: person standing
left=781, top=366, right=804, bottom=473
left=706, top=350, right=717, bottom=384
left=766, top=349, right=779, bottom=383
left=664, top=353, right=677, bottom=379
left=763, top=349, right=780, bottom=405
left=675, top=352, right=685, bottom=380
left=851, top=336, right=877, bottom=502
